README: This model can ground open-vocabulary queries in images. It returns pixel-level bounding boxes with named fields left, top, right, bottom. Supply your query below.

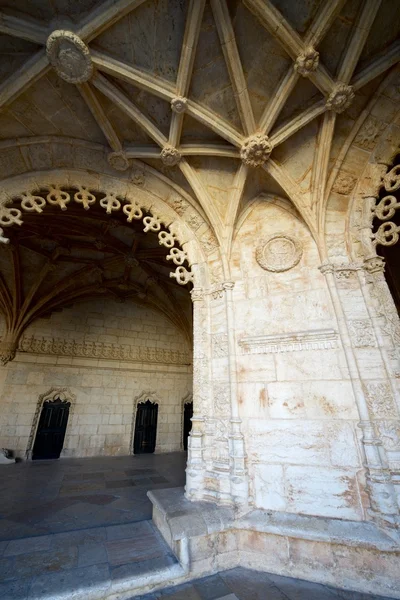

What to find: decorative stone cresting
left=326, top=83, right=355, bottom=113
left=46, top=30, right=93, bottom=84
left=0, top=186, right=193, bottom=285
left=240, top=134, right=272, bottom=167
left=256, top=233, right=302, bottom=272
left=294, top=47, right=319, bottom=77
left=161, top=145, right=181, bottom=167
left=171, top=96, right=187, bottom=113
left=107, top=150, right=130, bottom=171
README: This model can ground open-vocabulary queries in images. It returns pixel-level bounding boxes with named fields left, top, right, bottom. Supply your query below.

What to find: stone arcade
left=0, top=0, right=399, bottom=598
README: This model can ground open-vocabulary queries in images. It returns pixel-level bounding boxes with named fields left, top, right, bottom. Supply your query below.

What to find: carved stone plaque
left=256, top=234, right=302, bottom=272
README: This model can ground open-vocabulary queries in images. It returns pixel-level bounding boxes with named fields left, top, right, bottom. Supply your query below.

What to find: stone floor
left=0, top=452, right=186, bottom=540
left=135, top=568, right=397, bottom=600
left=0, top=452, right=185, bottom=599
left=0, top=455, right=396, bottom=599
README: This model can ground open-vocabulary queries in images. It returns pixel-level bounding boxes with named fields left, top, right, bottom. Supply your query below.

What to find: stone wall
left=230, top=199, right=365, bottom=520
left=0, top=298, right=192, bottom=458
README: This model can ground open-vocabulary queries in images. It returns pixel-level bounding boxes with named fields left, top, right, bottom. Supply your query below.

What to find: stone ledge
left=148, top=488, right=400, bottom=598
left=148, top=487, right=398, bottom=551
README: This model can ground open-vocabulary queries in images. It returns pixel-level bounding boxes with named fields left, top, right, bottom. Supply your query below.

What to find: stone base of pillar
left=148, top=487, right=400, bottom=599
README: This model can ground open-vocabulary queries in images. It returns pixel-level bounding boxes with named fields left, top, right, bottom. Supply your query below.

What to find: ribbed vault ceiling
left=0, top=0, right=398, bottom=251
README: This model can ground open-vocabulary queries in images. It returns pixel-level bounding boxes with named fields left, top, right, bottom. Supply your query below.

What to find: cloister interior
left=0, top=0, right=399, bottom=599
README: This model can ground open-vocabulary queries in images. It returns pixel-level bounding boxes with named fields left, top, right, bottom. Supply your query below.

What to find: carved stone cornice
left=17, top=335, right=191, bottom=365
left=239, top=329, right=339, bottom=355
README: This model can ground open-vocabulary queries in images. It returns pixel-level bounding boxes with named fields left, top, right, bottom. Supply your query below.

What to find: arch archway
left=27, top=387, right=76, bottom=459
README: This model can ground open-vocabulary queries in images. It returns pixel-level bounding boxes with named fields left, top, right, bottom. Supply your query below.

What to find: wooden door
left=32, top=399, right=70, bottom=460
left=183, top=401, right=193, bottom=450
left=133, top=400, right=158, bottom=454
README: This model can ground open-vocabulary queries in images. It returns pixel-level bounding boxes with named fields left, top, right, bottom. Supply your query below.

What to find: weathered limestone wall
left=230, top=199, right=365, bottom=520
left=0, top=298, right=192, bottom=458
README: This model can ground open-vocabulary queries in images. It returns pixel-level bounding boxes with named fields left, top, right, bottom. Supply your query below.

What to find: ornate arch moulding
left=0, top=170, right=209, bottom=287
left=26, top=387, right=76, bottom=459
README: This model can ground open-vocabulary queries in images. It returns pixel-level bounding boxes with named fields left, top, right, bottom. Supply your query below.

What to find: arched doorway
left=133, top=400, right=158, bottom=454
left=32, top=398, right=71, bottom=460
left=183, top=400, right=193, bottom=451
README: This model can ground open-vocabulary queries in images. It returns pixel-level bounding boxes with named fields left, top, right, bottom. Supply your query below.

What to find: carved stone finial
left=240, top=134, right=272, bottom=167
left=161, top=145, right=181, bottom=167
left=171, top=96, right=187, bottom=114
left=46, top=30, right=93, bottom=84
left=294, top=47, right=319, bottom=77
left=326, top=83, right=355, bottom=114
left=107, top=151, right=130, bottom=171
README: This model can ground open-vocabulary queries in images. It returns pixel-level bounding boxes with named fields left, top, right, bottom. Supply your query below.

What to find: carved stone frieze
left=200, top=231, right=219, bottom=254
left=332, top=172, right=357, bottom=195
left=354, top=116, right=386, bottom=151
left=326, top=83, right=355, bottom=113
left=256, top=233, right=302, bottom=272
left=364, top=382, right=397, bottom=419
left=46, top=30, right=93, bottom=83
left=18, top=335, right=191, bottom=365
left=212, top=332, right=228, bottom=357
left=213, top=382, right=230, bottom=417
left=239, top=329, right=339, bottom=354
left=168, top=195, right=190, bottom=216
left=376, top=421, right=400, bottom=450
left=294, top=47, right=319, bottom=77
left=185, top=212, right=204, bottom=231
left=348, top=319, right=376, bottom=348
left=240, top=134, right=272, bottom=167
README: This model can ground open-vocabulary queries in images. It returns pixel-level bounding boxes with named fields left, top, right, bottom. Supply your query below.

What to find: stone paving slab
left=0, top=453, right=186, bottom=541
left=135, top=568, right=398, bottom=600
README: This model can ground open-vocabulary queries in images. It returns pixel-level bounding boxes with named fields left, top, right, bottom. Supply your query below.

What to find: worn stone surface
left=0, top=1, right=399, bottom=598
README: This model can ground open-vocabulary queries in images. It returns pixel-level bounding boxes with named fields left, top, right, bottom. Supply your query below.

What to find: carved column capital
left=190, top=287, right=204, bottom=302
left=364, top=255, right=385, bottom=274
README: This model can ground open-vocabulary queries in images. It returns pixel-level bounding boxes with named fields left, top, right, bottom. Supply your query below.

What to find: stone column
left=185, top=287, right=207, bottom=501
left=223, top=281, right=249, bottom=508
left=320, top=262, right=400, bottom=530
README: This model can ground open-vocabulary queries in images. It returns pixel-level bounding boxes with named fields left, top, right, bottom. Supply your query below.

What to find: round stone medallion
left=256, top=234, right=302, bottom=272
left=46, top=30, right=93, bottom=84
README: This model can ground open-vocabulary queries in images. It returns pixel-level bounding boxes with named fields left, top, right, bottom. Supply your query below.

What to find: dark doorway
left=133, top=400, right=158, bottom=454
left=183, top=401, right=193, bottom=450
left=32, top=399, right=71, bottom=460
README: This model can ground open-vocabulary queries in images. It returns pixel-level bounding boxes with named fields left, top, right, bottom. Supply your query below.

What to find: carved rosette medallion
left=326, top=83, right=355, bottom=114
left=256, top=234, right=302, bottom=272
left=171, top=96, right=187, bottom=114
left=240, top=134, right=272, bottom=167
left=161, top=145, right=181, bottom=167
left=46, top=30, right=93, bottom=84
left=294, top=47, right=319, bottom=77
left=107, top=151, right=130, bottom=171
